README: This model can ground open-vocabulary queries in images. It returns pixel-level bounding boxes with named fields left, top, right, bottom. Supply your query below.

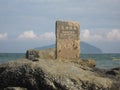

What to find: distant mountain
left=80, top=42, right=102, bottom=54
left=35, top=42, right=102, bottom=54
left=35, top=44, right=55, bottom=50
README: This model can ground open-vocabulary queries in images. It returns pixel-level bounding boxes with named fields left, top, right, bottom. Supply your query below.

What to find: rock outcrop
left=26, top=49, right=96, bottom=68
left=0, top=59, right=120, bottom=90
left=26, top=48, right=55, bottom=60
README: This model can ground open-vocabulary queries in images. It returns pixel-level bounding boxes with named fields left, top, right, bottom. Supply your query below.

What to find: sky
left=0, top=0, right=120, bottom=53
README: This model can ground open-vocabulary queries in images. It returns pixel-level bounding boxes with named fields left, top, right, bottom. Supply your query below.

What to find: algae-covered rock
left=0, top=59, right=119, bottom=90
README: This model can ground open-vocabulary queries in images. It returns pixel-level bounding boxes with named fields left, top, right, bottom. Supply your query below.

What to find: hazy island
left=34, top=41, right=102, bottom=54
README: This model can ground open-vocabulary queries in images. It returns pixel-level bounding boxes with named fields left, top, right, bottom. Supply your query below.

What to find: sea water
left=0, top=53, right=25, bottom=63
left=0, top=53, right=120, bottom=69
left=81, top=53, right=120, bottom=69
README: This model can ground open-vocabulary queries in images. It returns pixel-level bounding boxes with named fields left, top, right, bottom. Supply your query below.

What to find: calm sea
left=0, top=53, right=120, bottom=69
left=0, top=53, right=25, bottom=63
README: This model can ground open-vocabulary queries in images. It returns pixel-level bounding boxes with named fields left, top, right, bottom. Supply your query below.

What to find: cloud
left=106, top=29, right=120, bottom=41
left=40, top=32, right=55, bottom=41
left=17, top=31, right=55, bottom=41
left=82, top=29, right=90, bottom=40
left=17, top=29, right=120, bottom=42
left=81, top=29, right=102, bottom=41
left=81, top=29, right=120, bottom=42
left=18, top=30, right=38, bottom=39
left=0, top=33, right=8, bottom=40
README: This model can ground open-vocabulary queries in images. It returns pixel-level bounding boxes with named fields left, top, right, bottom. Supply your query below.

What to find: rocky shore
left=0, top=58, right=120, bottom=90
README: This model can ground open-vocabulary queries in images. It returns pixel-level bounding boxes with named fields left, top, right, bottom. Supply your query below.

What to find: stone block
left=56, top=20, right=80, bottom=60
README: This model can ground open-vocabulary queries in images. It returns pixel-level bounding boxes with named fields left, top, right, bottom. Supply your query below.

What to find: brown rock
left=26, top=48, right=55, bottom=60
left=0, top=59, right=119, bottom=90
left=78, top=59, right=96, bottom=68
left=56, top=20, right=80, bottom=60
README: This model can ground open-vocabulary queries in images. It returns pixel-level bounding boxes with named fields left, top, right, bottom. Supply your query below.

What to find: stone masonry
left=56, top=20, right=80, bottom=60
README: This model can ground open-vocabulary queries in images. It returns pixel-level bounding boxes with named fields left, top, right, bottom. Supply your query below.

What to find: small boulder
left=75, top=59, right=96, bottom=68
left=106, top=67, right=120, bottom=77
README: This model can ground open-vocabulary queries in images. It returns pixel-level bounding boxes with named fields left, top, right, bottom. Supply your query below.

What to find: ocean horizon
left=0, top=53, right=120, bottom=69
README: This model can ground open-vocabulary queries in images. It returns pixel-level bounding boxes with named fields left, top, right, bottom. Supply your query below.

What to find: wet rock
left=106, top=67, right=120, bottom=76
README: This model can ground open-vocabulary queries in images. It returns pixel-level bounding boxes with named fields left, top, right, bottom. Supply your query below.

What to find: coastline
left=1, top=53, right=120, bottom=69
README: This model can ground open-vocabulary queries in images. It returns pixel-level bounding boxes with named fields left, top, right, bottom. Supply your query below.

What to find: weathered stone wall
left=56, top=20, right=80, bottom=60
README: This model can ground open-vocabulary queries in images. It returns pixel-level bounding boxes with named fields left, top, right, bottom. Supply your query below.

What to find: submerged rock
left=0, top=59, right=119, bottom=90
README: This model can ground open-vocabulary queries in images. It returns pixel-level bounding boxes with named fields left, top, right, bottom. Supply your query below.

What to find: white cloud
left=81, top=29, right=102, bottom=41
left=17, top=31, right=55, bottom=41
left=0, top=33, right=8, bottom=40
left=18, top=30, right=38, bottom=39
left=81, top=29, right=120, bottom=42
left=17, top=29, right=120, bottom=42
left=40, top=32, right=55, bottom=41
left=82, top=29, right=90, bottom=40
left=106, top=29, right=120, bottom=41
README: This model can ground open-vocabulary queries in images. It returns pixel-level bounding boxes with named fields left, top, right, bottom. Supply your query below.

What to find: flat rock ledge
left=0, top=59, right=120, bottom=90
